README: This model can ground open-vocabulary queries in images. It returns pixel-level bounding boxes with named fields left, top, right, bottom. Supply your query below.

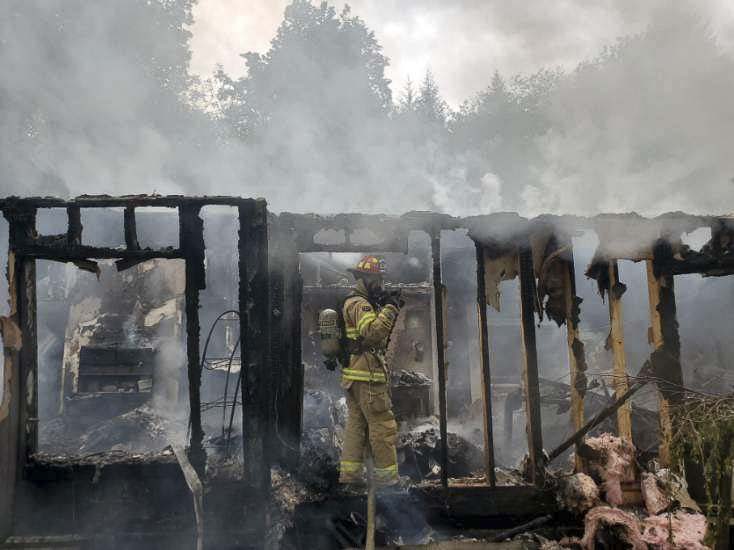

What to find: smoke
left=521, top=5, right=734, bottom=216
left=1, top=0, right=732, bottom=218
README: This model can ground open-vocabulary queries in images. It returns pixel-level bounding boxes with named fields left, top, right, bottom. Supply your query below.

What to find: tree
left=0, top=0, right=211, bottom=196
left=397, top=77, right=416, bottom=114
left=223, top=1, right=392, bottom=140
left=217, top=0, right=398, bottom=210
left=415, top=69, right=447, bottom=124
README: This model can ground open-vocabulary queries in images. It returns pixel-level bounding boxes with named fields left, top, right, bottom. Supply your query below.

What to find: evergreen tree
left=415, top=69, right=447, bottom=124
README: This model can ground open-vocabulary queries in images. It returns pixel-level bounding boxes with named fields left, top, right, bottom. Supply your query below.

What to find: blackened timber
left=649, top=239, right=684, bottom=467
left=474, top=241, right=496, bottom=486
left=431, top=233, right=449, bottom=491
left=271, top=226, right=303, bottom=467
left=669, top=254, right=734, bottom=276
left=517, top=244, right=544, bottom=485
left=16, top=212, right=38, bottom=463
left=17, top=244, right=182, bottom=261
left=0, top=207, right=35, bottom=539
left=179, top=205, right=206, bottom=475
left=1, top=194, right=256, bottom=209
left=66, top=207, right=82, bottom=246
left=4, top=207, right=39, bottom=465
left=561, top=246, right=586, bottom=471
left=123, top=207, right=140, bottom=251
left=238, top=200, right=272, bottom=495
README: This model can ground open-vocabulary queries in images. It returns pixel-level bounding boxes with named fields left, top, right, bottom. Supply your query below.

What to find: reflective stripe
left=342, top=368, right=386, bottom=382
left=340, top=460, right=364, bottom=473
left=346, top=328, right=360, bottom=339
left=374, top=463, right=398, bottom=479
left=356, top=312, right=376, bottom=333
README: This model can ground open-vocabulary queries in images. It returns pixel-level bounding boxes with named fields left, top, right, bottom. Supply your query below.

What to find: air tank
left=318, top=308, right=341, bottom=358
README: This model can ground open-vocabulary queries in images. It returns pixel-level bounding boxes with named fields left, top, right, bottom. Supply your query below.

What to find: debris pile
left=39, top=404, right=182, bottom=455
left=296, top=391, right=485, bottom=490
left=554, top=433, right=709, bottom=549
left=397, top=418, right=484, bottom=481
left=391, top=369, right=432, bottom=386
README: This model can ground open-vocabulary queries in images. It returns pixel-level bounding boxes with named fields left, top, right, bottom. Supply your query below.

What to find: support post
left=238, top=200, right=271, bottom=494
left=123, top=207, right=140, bottom=251
left=0, top=206, right=37, bottom=539
left=646, top=240, right=683, bottom=467
left=562, top=247, right=587, bottom=471
left=282, top=240, right=303, bottom=466
left=66, top=206, right=82, bottom=246
left=270, top=224, right=303, bottom=467
left=179, top=205, right=206, bottom=475
left=517, top=244, right=544, bottom=485
left=474, top=242, right=496, bottom=486
left=431, top=232, right=449, bottom=491
left=607, top=260, right=632, bottom=441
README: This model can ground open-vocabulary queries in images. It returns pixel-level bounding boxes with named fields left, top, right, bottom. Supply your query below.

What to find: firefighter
left=338, top=255, right=403, bottom=486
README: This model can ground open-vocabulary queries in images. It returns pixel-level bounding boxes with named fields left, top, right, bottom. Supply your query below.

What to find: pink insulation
left=579, top=506, right=647, bottom=550
left=575, top=507, right=709, bottom=550
left=584, top=433, right=636, bottom=506
left=640, top=511, right=708, bottom=549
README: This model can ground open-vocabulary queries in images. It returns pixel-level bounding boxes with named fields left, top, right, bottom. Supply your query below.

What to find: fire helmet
left=349, top=255, right=386, bottom=276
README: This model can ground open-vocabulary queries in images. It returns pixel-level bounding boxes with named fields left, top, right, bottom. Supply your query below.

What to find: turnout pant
left=339, top=380, right=399, bottom=485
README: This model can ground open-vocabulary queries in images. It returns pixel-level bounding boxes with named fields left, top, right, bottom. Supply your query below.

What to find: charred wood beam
left=0, top=206, right=37, bottom=539
left=517, top=243, right=544, bottom=486
left=607, top=260, right=633, bottom=441
left=474, top=242, right=496, bottom=487
left=10, top=209, right=38, bottom=462
left=238, top=200, right=272, bottom=496
left=16, top=244, right=183, bottom=261
left=1, top=195, right=255, bottom=209
left=415, top=484, right=557, bottom=520
left=669, top=254, right=734, bottom=276
left=492, top=514, right=553, bottom=542
left=123, top=207, right=140, bottom=251
left=270, top=224, right=303, bottom=468
left=66, top=206, right=82, bottom=246
left=430, top=233, right=450, bottom=491
left=647, top=240, right=684, bottom=467
left=561, top=246, right=587, bottom=471
left=179, top=205, right=206, bottom=475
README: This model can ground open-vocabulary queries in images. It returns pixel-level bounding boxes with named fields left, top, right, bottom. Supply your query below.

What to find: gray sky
left=190, top=0, right=734, bottom=106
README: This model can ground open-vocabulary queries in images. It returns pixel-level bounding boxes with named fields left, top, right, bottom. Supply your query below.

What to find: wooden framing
left=646, top=240, right=684, bottom=467
left=517, top=244, right=544, bottom=486
left=238, top=200, right=271, bottom=494
left=474, top=241, right=496, bottom=486
left=430, top=232, right=450, bottom=491
left=0, top=195, right=271, bottom=540
left=607, top=260, right=632, bottom=441
left=0, top=195, right=728, bottom=544
left=562, top=247, right=586, bottom=470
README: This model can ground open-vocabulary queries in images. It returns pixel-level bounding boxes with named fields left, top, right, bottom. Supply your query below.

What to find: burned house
left=0, top=196, right=733, bottom=549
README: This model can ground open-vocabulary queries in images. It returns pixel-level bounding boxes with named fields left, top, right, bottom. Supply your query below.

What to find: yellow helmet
left=349, top=255, right=385, bottom=275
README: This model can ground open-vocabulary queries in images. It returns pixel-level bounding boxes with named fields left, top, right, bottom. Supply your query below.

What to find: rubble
left=640, top=469, right=700, bottom=515
left=578, top=506, right=647, bottom=550
left=392, top=369, right=432, bottom=386
left=557, top=473, right=600, bottom=515
left=554, top=434, right=710, bottom=550
left=397, top=418, right=484, bottom=481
